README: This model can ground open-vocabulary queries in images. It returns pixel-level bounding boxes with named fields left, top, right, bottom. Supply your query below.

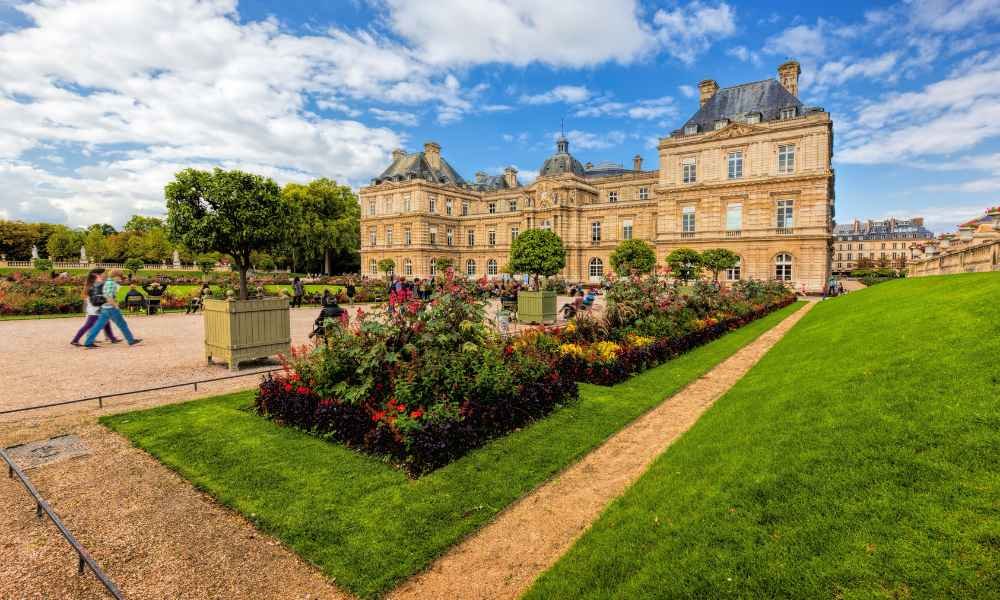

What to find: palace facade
left=359, top=61, right=834, bottom=292
left=908, top=207, right=1000, bottom=277
left=832, top=217, right=934, bottom=274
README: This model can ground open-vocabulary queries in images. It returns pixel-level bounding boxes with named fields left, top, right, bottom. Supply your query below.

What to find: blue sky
left=1, top=0, right=999, bottom=232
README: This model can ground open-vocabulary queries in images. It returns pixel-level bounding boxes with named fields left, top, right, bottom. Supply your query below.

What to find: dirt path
left=391, top=302, right=814, bottom=600
left=0, top=420, right=351, bottom=600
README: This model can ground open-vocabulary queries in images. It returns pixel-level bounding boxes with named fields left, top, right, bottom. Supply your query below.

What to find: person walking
left=82, top=270, right=141, bottom=347
left=70, top=270, right=119, bottom=346
left=291, top=277, right=305, bottom=308
left=346, top=279, right=356, bottom=304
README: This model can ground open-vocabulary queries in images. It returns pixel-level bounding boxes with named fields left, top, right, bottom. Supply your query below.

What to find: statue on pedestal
left=172, top=249, right=181, bottom=268
left=31, top=245, right=39, bottom=260
left=80, top=245, right=88, bottom=265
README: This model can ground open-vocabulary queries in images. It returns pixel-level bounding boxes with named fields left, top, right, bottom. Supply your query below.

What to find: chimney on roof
left=475, top=171, right=488, bottom=184
left=778, top=60, right=801, bottom=97
left=423, top=141, right=441, bottom=170
left=912, top=217, right=924, bottom=227
left=503, top=166, right=518, bottom=188
left=698, top=79, right=719, bottom=108
left=584, top=162, right=593, bottom=170
left=392, top=148, right=406, bottom=162
left=633, top=154, right=643, bottom=172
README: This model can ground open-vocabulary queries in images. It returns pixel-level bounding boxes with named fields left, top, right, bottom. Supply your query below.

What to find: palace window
left=369, top=226, right=377, bottom=246
left=622, top=219, right=633, bottom=241
left=368, top=258, right=377, bottom=275
left=385, top=196, right=393, bottom=213
left=404, top=228, right=412, bottom=246
left=467, top=229, right=475, bottom=246
left=682, top=206, right=696, bottom=233
left=714, top=119, right=729, bottom=130
left=684, top=123, right=698, bottom=135
left=778, top=144, right=795, bottom=173
left=637, top=187, right=649, bottom=201
left=386, top=226, right=393, bottom=246
left=727, top=151, right=744, bottom=179
left=511, top=226, right=519, bottom=242
left=466, top=259, right=476, bottom=276
left=726, top=258, right=742, bottom=281
left=776, top=200, right=794, bottom=229
left=591, top=221, right=602, bottom=242
left=541, top=219, right=552, bottom=231
left=488, top=229, right=496, bottom=246
left=428, top=194, right=437, bottom=213
left=446, top=228, right=454, bottom=246
left=368, top=199, right=376, bottom=216
left=428, top=225, right=437, bottom=245
left=509, top=199, right=517, bottom=212
left=780, top=107, right=797, bottom=120
left=589, top=257, right=604, bottom=279
left=487, top=258, right=498, bottom=276
left=445, top=199, right=453, bottom=216
left=429, top=260, right=437, bottom=276
left=746, top=112, right=761, bottom=124
left=488, top=202, right=496, bottom=214
left=403, top=193, right=411, bottom=212
left=608, top=190, right=619, bottom=203
left=775, top=253, right=793, bottom=281
left=726, top=203, right=743, bottom=231
left=682, top=158, right=697, bottom=184
left=462, top=200, right=469, bottom=216
left=403, top=258, right=413, bottom=276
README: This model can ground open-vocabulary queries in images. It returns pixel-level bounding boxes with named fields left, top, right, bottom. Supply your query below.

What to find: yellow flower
left=626, top=334, right=654, bottom=348
left=564, top=321, right=577, bottom=334
left=558, top=343, right=586, bottom=358
left=593, top=341, right=621, bottom=362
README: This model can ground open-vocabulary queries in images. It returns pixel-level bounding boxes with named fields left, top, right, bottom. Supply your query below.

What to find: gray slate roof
left=680, top=79, right=806, bottom=134
left=471, top=172, right=515, bottom=191
left=373, top=151, right=466, bottom=186
left=539, top=137, right=585, bottom=177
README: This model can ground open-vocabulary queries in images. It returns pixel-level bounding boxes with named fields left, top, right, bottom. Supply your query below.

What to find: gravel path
left=391, top=302, right=814, bottom=600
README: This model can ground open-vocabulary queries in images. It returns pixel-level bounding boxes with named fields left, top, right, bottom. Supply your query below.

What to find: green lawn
left=101, top=302, right=804, bottom=598
left=527, top=272, right=1000, bottom=599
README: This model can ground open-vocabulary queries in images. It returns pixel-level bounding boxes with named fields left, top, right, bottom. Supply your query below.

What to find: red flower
left=296, top=386, right=309, bottom=395
left=371, top=410, right=386, bottom=422
left=397, top=404, right=406, bottom=412
left=410, top=409, right=423, bottom=419
left=283, top=383, right=293, bottom=392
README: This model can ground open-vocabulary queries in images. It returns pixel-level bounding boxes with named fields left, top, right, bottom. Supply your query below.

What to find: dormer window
left=684, top=124, right=699, bottom=135
left=780, top=107, right=796, bottom=120
left=714, top=119, right=729, bottom=130
left=746, top=112, right=761, bottom=124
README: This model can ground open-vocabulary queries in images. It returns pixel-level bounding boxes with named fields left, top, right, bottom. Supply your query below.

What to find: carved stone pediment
left=706, top=122, right=763, bottom=140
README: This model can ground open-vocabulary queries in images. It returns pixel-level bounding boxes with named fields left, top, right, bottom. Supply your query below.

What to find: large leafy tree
left=123, top=215, right=164, bottom=234
left=0, top=220, right=40, bottom=260
left=166, top=168, right=289, bottom=300
left=281, top=179, right=360, bottom=274
left=700, top=248, right=740, bottom=282
left=665, top=247, right=703, bottom=284
left=508, top=228, right=566, bottom=289
left=610, top=239, right=656, bottom=275
left=83, top=228, right=108, bottom=262
left=45, top=228, right=81, bottom=260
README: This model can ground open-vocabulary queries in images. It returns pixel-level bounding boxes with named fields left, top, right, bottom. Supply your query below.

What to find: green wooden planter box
left=518, top=290, right=557, bottom=324
left=203, top=297, right=291, bottom=371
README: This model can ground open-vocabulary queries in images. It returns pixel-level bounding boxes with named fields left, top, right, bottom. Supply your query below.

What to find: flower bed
left=257, top=272, right=576, bottom=475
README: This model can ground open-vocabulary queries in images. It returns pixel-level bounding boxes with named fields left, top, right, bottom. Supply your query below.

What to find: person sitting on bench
left=142, top=281, right=168, bottom=314
left=123, top=284, right=146, bottom=312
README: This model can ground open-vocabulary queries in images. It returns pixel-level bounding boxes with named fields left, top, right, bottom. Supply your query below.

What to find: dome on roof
left=539, top=137, right=585, bottom=178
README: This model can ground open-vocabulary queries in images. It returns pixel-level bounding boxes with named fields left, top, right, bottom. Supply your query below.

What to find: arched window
left=466, top=259, right=476, bottom=276
left=403, top=258, right=413, bottom=276
left=368, top=258, right=377, bottom=275
left=726, top=257, right=742, bottom=281
left=589, top=257, right=604, bottom=279
left=487, top=259, right=498, bottom=276
left=775, top=253, right=793, bottom=281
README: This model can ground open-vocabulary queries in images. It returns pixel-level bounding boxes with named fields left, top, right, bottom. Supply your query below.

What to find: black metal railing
left=1, top=447, right=126, bottom=599
left=0, top=368, right=282, bottom=416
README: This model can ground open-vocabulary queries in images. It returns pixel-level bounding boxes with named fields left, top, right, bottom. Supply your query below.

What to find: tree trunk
left=238, top=266, right=249, bottom=301
left=324, top=248, right=332, bottom=275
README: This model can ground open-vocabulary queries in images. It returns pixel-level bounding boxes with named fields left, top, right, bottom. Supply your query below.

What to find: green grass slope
left=527, top=272, right=1000, bottom=599
left=101, top=302, right=804, bottom=598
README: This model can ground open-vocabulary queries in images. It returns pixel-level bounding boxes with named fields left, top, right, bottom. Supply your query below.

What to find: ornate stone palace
left=359, top=61, right=834, bottom=292
left=832, top=217, right=934, bottom=274
left=908, top=207, right=1000, bottom=277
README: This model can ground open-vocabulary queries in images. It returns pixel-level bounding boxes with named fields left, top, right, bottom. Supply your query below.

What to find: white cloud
left=909, top=0, right=1000, bottom=32
left=883, top=203, right=990, bottom=232
left=559, top=129, right=627, bottom=151
left=726, top=45, right=761, bottom=66
left=574, top=96, right=678, bottom=121
left=764, top=22, right=828, bottom=60
left=812, top=52, right=899, bottom=88
left=382, top=0, right=656, bottom=68
left=652, top=2, right=736, bottom=64
left=370, top=108, right=418, bottom=127
left=678, top=85, right=696, bottom=98
left=520, top=85, right=593, bottom=105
